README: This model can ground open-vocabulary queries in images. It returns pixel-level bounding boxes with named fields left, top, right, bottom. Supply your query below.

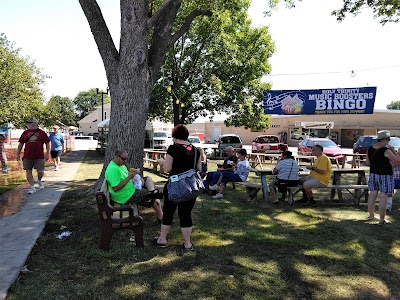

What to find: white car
left=188, top=136, right=202, bottom=148
left=153, top=131, right=172, bottom=149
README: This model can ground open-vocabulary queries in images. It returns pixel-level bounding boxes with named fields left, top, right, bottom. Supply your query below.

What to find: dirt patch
left=0, top=183, right=29, bottom=217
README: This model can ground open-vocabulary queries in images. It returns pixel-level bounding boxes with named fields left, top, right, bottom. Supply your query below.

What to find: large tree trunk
left=79, top=0, right=212, bottom=191
left=106, top=0, right=151, bottom=174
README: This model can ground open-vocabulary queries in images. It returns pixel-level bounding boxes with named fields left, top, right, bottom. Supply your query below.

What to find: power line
left=264, top=64, right=400, bottom=77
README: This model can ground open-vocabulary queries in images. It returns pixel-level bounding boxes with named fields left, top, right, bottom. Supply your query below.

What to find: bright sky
left=1, top=0, right=399, bottom=112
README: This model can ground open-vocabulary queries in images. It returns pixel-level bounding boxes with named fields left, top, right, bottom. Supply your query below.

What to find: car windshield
left=358, top=136, right=376, bottom=146
left=259, top=136, right=279, bottom=143
left=154, top=132, right=167, bottom=138
left=314, top=140, right=338, bottom=148
left=188, top=137, right=200, bottom=143
left=221, top=136, right=241, bottom=143
left=389, top=138, right=400, bottom=147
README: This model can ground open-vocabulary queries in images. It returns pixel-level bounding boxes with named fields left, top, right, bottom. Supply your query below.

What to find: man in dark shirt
left=204, top=146, right=238, bottom=192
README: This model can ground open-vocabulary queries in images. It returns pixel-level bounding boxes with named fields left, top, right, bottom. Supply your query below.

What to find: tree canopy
left=73, top=88, right=111, bottom=120
left=149, top=0, right=274, bottom=130
left=269, top=0, right=400, bottom=24
left=387, top=100, right=400, bottom=110
left=43, top=95, right=78, bottom=127
left=0, top=33, right=47, bottom=128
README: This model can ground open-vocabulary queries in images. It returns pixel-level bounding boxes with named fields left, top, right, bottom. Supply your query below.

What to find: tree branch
left=78, top=0, right=119, bottom=81
left=147, top=0, right=175, bottom=29
left=171, top=10, right=213, bottom=44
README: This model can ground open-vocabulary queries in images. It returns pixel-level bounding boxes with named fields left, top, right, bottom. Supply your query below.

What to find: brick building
left=186, top=109, right=400, bottom=148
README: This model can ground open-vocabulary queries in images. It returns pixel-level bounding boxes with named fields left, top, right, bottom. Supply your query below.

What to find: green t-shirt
left=105, top=161, right=135, bottom=204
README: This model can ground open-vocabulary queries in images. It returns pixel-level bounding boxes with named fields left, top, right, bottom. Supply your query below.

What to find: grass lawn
left=6, top=151, right=400, bottom=300
left=0, top=161, right=27, bottom=196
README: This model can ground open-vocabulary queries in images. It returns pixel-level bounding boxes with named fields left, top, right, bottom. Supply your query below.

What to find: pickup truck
left=291, top=133, right=309, bottom=140
left=251, top=135, right=288, bottom=153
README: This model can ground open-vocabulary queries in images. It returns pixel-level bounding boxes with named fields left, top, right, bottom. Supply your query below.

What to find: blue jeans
left=204, top=171, right=222, bottom=189
left=220, top=171, right=242, bottom=185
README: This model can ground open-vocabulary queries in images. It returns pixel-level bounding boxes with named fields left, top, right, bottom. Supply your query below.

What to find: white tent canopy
left=97, top=118, right=153, bottom=130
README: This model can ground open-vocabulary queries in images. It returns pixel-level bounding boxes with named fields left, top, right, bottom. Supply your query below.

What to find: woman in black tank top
left=366, top=130, right=400, bottom=224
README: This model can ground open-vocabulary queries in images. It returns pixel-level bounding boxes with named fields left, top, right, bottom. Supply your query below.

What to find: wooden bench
left=286, top=184, right=369, bottom=206
left=143, top=158, right=160, bottom=171
left=235, top=181, right=262, bottom=201
left=95, top=180, right=144, bottom=250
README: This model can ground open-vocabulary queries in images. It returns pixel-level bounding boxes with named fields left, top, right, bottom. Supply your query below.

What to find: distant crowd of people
left=1, top=117, right=66, bottom=194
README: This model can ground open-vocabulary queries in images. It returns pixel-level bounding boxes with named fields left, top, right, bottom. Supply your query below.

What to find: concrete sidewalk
left=0, top=150, right=87, bottom=300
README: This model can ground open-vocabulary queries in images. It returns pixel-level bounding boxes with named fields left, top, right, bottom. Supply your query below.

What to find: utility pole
left=96, top=87, right=109, bottom=121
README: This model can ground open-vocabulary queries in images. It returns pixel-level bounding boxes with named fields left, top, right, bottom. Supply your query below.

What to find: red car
left=298, top=138, right=344, bottom=161
left=251, top=135, right=288, bottom=153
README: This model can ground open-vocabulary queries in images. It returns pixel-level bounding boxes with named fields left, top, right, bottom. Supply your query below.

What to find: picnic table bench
left=286, top=184, right=369, bottom=206
left=95, top=179, right=144, bottom=250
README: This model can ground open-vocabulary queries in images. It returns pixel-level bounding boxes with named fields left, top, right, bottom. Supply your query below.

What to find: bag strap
left=193, top=146, right=197, bottom=170
left=24, top=129, right=39, bottom=143
left=369, top=146, right=382, bottom=162
left=287, top=160, right=294, bottom=180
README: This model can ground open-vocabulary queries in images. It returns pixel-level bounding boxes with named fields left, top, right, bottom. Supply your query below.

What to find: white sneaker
left=38, top=180, right=45, bottom=190
left=209, top=184, right=219, bottom=191
left=55, top=166, right=59, bottom=171
left=212, top=193, right=224, bottom=199
left=28, top=186, right=36, bottom=194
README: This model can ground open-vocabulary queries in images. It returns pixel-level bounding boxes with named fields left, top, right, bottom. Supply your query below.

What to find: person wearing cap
left=0, top=123, right=9, bottom=174
left=366, top=130, right=400, bottom=225
left=16, top=116, right=50, bottom=194
left=269, top=150, right=300, bottom=204
left=49, top=125, right=64, bottom=171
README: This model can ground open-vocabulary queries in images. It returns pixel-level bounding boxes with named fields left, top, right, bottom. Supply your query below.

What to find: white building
left=77, top=103, right=173, bottom=135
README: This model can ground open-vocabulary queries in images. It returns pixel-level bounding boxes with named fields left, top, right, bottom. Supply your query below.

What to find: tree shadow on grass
left=8, top=186, right=400, bottom=300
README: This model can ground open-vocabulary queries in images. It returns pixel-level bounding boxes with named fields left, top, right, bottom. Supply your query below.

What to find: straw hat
left=377, top=130, right=390, bottom=140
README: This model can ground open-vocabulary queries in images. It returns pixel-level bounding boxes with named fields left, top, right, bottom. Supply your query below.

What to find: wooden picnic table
left=330, top=168, right=367, bottom=201
left=340, top=153, right=367, bottom=169
left=143, top=149, right=167, bottom=171
left=247, top=153, right=281, bottom=169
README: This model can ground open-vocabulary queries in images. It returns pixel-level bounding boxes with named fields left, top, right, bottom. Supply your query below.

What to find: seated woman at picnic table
left=209, top=149, right=250, bottom=199
left=269, top=150, right=300, bottom=204
left=204, top=146, right=238, bottom=192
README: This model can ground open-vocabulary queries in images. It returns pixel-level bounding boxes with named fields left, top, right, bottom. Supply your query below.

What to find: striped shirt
left=275, top=158, right=299, bottom=181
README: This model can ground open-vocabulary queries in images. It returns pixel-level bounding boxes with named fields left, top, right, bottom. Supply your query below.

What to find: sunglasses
left=118, top=155, right=127, bottom=161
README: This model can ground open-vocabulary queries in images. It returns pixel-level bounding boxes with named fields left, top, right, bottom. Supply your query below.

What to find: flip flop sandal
left=153, top=237, right=168, bottom=248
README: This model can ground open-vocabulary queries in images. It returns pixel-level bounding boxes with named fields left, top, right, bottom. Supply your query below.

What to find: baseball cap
left=26, top=116, right=38, bottom=123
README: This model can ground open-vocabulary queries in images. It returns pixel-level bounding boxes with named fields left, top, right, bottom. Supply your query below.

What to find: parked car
left=251, top=135, right=288, bottom=153
left=353, top=135, right=377, bottom=154
left=153, top=131, right=172, bottom=150
left=210, top=134, right=243, bottom=158
left=298, top=138, right=344, bottom=161
left=389, top=137, right=400, bottom=152
left=291, top=132, right=310, bottom=140
left=217, top=134, right=243, bottom=149
left=188, top=135, right=202, bottom=148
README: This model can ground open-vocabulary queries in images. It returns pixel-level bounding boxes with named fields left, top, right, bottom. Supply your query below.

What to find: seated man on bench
left=296, top=144, right=332, bottom=207
left=105, top=149, right=163, bottom=222
left=210, top=149, right=250, bottom=199
left=205, top=146, right=237, bottom=193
